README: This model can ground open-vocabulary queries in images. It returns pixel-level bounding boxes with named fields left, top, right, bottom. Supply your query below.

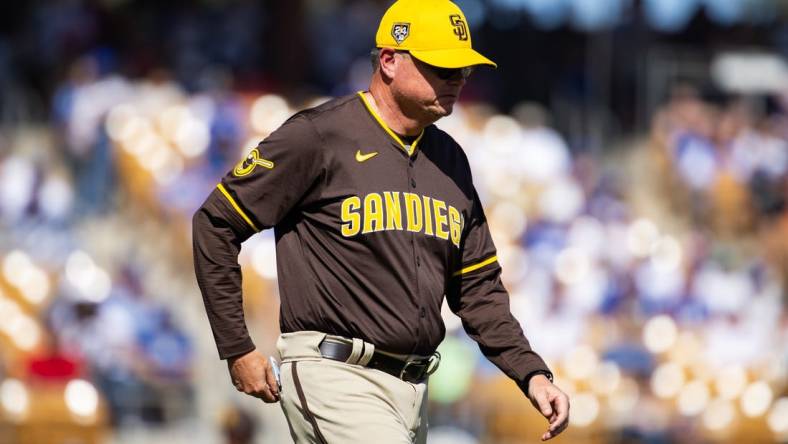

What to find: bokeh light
left=173, top=114, right=210, bottom=158
left=538, top=178, right=584, bottom=224
left=250, top=94, right=291, bottom=135
left=714, top=365, right=748, bottom=400
left=643, top=315, right=678, bottom=354
left=651, top=362, right=685, bottom=399
left=483, top=115, right=521, bottom=156
left=3, top=250, right=32, bottom=285
left=498, top=244, right=529, bottom=287
left=767, top=397, right=788, bottom=436
left=65, top=250, right=112, bottom=303
left=677, top=380, right=710, bottom=416
left=567, top=216, right=606, bottom=259
left=4, top=314, right=42, bottom=351
left=563, top=266, right=607, bottom=312
left=668, top=331, right=702, bottom=366
left=562, top=344, right=599, bottom=381
left=64, top=379, right=100, bottom=420
left=150, top=151, right=185, bottom=185
left=489, top=201, right=528, bottom=241
left=570, top=392, right=600, bottom=427
left=250, top=235, right=278, bottom=280
left=589, top=361, right=621, bottom=396
left=740, top=381, right=773, bottom=417
left=125, top=128, right=163, bottom=160
left=702, top=398, right=736, bottom=431
left=2, top=250, right=50, bottom=305
left=106, top=104, right=138, bottom=142
left=626, top=218, right=659, bottom=258
left=39, top=174, right=75, bottom=220
left=650, top=235, right=682, bottom=272
left=554, top=247, right=591, bottom=286
left=0, top=379, right=29, bottom=420
left=157, top=104, right=189, bottom=143
left=441, top=299, right=463, bottom=333
left=644, top=0, right=699, bottom=32
left=115, top=115, right=154, bottom=152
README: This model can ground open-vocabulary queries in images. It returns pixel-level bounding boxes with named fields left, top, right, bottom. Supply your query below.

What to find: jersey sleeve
left=193, top=192, right=256, bottom=359
left=192, top=113, right=324, bottom=360
left=217, top=113, right=325, bottom=233
left=447, top=187, right=552, bottom=394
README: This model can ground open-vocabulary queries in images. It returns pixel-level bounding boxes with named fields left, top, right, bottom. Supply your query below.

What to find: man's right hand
left=227, top=350, right=280, bottom=403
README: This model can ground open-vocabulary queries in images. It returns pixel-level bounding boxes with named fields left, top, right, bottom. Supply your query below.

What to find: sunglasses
left=427, top=63, right=475, bottom=81
left=398, top=51, right=474, bottom=80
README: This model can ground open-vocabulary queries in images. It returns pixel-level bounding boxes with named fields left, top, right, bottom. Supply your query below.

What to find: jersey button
left=416, top=256, right=420, bottom=267
left=420, top=307, right=426, bottom=318
left=411, top=178, right=416, bottom=188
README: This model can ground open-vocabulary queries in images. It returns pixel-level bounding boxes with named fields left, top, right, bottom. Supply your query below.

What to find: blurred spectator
left=220, top=404, right=258, bottom=444
left=46, top=264, right=194, bottom=426
left=52, top=54, right=129, bottom=214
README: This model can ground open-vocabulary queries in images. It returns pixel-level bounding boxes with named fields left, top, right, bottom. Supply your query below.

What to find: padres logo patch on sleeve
left=233, top=148, right=275, bottom=177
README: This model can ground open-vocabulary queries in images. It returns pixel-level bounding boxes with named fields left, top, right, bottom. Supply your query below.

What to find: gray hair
left=370, top=48, right=381, bottom=71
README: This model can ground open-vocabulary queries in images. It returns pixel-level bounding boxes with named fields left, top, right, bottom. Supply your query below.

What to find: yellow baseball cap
left=375, top=0, right=496, bottom=69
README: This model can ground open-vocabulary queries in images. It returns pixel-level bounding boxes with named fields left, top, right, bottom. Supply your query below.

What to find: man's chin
left=438, top=95, right=458, bottom=113
left=430, top=102, right=454, bottom=117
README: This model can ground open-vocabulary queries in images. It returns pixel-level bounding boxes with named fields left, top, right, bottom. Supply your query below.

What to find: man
left=192, top=0, right=570, bottom=442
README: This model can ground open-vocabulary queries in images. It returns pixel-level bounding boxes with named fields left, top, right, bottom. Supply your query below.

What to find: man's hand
left=227, top=350, right=280, bottom=403
left=527, top=375, right=569, bottom=441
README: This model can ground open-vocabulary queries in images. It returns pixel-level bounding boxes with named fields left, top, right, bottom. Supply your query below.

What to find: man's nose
left=447, top=74, right=466, bottom=85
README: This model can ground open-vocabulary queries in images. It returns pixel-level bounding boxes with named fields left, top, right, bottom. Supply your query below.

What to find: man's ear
left=378, top=48, right=398, bottom=80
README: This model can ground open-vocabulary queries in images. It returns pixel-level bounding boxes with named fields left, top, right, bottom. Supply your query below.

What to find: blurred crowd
left=425, top=84, right=788, bottom=443
left=0, top=120, right=196, bottom=441
left=650, top=85, right=788, bottom=279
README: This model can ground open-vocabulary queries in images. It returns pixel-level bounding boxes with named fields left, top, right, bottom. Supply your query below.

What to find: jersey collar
left=357, top=91, right=424, bottom=157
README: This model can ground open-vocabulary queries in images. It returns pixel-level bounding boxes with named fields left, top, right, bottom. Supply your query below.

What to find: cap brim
left=409, top=47, right=496, bottom=69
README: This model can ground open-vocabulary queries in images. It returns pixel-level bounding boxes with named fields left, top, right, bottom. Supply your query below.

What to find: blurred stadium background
left=0, top=0, right=786, bottom=443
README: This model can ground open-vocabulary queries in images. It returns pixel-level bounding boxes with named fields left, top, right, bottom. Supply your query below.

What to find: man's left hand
left=527, top=375, right=570, bottom=441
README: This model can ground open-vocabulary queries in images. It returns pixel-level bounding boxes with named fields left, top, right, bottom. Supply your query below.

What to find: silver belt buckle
left=399, top=351, right=441, bottom=381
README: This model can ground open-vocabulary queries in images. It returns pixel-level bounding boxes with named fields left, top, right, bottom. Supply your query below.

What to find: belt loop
left=357, top=340, right=375, bottom=366
left=346, top=338, right=364, bottom=365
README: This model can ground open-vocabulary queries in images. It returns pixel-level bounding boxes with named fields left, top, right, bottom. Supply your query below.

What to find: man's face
left=385, top=50, right=471, bottom=121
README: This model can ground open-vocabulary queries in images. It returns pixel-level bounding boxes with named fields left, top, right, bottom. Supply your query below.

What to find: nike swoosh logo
left=355, top=150, right=379, bottom=162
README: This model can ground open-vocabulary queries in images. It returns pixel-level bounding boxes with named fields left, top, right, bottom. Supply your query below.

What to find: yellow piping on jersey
left=357, top=91, right=424, bottom=157
left=217, top=183, right=260, bottom=232
left=453, top=255, right=498, bottom=277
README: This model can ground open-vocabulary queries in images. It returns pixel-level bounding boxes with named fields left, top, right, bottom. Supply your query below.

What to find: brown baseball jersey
left=192, top=92, right=551, bottom=390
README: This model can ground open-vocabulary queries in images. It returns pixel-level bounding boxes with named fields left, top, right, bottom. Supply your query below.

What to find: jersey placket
left=358, top=91, right=430, bottom=352
left=406, top=153, right=429, bottom=353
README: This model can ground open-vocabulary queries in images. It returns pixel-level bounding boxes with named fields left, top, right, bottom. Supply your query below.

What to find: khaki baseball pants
left=276, top=331, right=429, bottom=444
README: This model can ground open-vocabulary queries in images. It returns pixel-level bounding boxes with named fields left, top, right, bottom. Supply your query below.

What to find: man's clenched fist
left=228, top=350, right=280, bottom=403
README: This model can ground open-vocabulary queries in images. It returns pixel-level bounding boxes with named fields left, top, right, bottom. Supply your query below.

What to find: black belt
left=318, top=340, right=439, bottom=383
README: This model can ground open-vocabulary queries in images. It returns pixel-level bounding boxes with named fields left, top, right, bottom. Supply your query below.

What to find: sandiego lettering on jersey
left=340, top=192, right=463, bottom=247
